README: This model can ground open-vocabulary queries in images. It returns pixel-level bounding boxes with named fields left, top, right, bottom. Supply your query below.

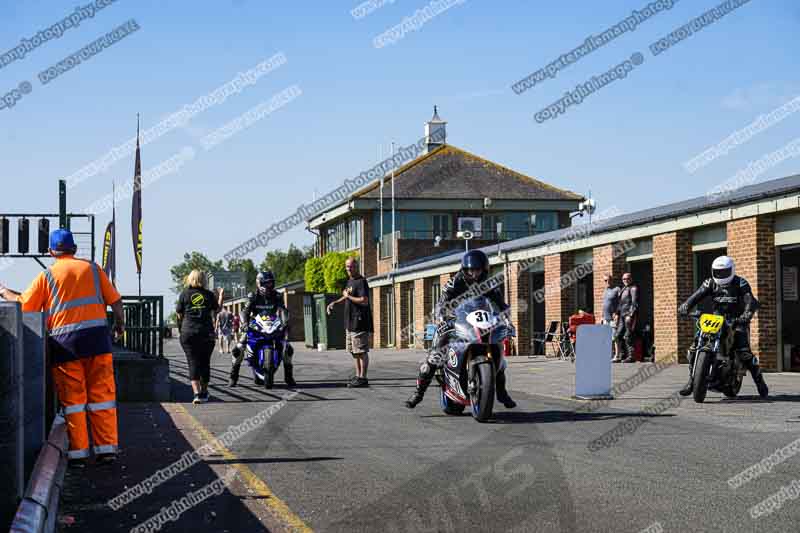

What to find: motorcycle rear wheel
left=723, top=374, right=743, bottom=398
left=470, top=363, right=495, bottom=423
left=693, top=350, right=712, bottom=403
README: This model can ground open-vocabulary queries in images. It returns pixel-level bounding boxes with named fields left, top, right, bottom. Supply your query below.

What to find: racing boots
left=405, top=362, right=435, bottom=409
left=496, top=370, right=517, bottom=409
left=752, top=370, right=769, bottom=399
left=284, top=364, right=296, bottom=388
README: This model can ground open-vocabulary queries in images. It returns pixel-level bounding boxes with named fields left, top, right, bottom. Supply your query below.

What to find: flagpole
left=391, top=141, right=396, bottom=269
left=112, top=179, right=116, bottom=285
left=137, top=113, right=141, bottom=297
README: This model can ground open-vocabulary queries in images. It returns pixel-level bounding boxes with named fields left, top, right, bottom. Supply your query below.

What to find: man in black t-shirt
left=327, top=258, right=373, bottom=388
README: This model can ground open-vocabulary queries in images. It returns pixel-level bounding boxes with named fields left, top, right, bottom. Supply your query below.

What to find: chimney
left=424, top=105, right=446, bottom=154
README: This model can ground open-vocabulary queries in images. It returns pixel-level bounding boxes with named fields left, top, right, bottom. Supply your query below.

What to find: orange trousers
left=52, top=353, right=118, bottom=459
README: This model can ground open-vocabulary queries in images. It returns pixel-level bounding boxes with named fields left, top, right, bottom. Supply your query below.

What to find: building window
left=533, top=212, right=558, bottom=233
left=325, top=218, right=361, bottom=252
left=433, top=214, right=450, bottom=239
left=431, top=282, right=441, bottom=317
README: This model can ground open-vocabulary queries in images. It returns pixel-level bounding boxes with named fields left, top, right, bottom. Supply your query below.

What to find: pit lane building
left=366, top=173, right=800, bottom=372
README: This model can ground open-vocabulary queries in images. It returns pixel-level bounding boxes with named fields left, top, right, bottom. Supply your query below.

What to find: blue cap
left=49, top=229, right=76, bottom=252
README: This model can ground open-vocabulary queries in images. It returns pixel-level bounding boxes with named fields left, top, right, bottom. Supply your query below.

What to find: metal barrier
left=118, top=296, right=164, bottom=358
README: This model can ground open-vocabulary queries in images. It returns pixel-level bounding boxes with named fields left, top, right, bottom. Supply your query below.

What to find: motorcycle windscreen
left=452, top=296, right=510, bottom=343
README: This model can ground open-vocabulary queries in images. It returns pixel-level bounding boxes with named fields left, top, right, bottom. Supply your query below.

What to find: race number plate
left=699, top=313, right=724, bottom=334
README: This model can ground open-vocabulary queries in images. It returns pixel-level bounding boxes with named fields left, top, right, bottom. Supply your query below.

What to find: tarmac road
left=60, top=340, right=800, bottom=532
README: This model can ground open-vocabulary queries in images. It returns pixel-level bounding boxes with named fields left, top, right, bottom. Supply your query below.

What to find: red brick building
left=367, top=174, right=800, bottom=372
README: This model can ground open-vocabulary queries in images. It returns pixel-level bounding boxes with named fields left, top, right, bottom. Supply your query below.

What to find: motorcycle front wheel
left=265, top=350, right=276, bottom=389
left=470, top=363, right=495, bottom=423
left=693, top=350, right=713, bottom=403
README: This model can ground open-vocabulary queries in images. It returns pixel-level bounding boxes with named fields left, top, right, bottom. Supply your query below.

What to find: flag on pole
left=131, top=115, right=142, bottom=275
left=101, top=220, right=115, bottom=280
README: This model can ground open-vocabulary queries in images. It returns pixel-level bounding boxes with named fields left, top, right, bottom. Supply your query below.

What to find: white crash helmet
left=712, top=256, right=735, bottom=286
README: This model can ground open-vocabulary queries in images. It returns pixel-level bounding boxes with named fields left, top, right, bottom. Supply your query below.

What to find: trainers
left=254, top=376, right=264, bottom=386
left=199, top=390, right=210, bottom=402
left=346, top=376, right=361, bottom=387
left=96, top=453, right=117, bottom=465
left=348, top=377, right=369, bottom=388
left=622, top=357, right=636, bottom=363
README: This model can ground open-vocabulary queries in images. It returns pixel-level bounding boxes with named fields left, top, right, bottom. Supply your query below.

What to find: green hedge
left=304, top=256, right=325, bottom=293
left=323, top=251, right=358, bottom=293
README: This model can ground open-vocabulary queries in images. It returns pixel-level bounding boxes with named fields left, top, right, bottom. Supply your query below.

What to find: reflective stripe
left=87, top=400, right=117, bottom=412
left=67, top=448, right=90, bottom=459
left=49, top=318, right=108, bottom=336
left=52, top=414, right=66, bottom=426
left=44, top=269, right=62, bottom=311
left=52, top=295, right=103, bottom=314
left=46, top=261, right=104, bottom=314
left=93, top=444, right=118, bottom=454
left=63, top=403, right=86, bottom=415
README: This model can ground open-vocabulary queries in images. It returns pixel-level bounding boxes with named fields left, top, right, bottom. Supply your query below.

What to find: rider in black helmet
left=405, top=249, right=517, bottom=409
left=230, top=271, right=295, bottom=387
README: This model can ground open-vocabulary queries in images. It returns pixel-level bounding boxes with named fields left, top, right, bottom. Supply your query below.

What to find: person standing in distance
left=327, top=257, right=373, bottom=388
left=175, top=270, right=223, bottom=404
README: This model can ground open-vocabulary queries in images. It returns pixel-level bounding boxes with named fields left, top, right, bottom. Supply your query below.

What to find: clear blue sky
left=1, top=0, right=799, bottom=314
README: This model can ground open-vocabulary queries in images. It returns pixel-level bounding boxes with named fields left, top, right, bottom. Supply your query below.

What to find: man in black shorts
left=327, top=258, right=373, bottom=388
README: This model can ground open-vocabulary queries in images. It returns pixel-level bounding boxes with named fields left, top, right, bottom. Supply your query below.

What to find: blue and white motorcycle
left=244, top=312, right=290, bottom=389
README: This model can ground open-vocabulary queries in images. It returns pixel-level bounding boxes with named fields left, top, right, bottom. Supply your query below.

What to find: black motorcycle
left=435, top=296, right=513, bottom=422
left=685, top=310, right=745, bottom=403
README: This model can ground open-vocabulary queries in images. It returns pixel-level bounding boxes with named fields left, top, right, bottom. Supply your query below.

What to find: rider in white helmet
left=678, top=255, right=768, bottom=398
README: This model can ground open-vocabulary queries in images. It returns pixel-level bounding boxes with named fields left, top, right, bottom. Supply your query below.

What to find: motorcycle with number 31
left=436, top=296, right=514, bottom=422
left=686, top=310, right=746, bottom=403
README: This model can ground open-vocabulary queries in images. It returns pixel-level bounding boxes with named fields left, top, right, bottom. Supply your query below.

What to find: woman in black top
left=175, top=269, right=223, bottom=404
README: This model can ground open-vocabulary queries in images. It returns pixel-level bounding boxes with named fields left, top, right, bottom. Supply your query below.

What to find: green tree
left=260, top=244, right=314, bottom=286
left=169, top=252, right=223, bottom=294
left=227, top=258, right=258, bottom=292
left=304, top=256, right=325, bottom=293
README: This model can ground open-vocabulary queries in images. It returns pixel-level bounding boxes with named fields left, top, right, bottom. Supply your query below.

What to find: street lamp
left=456, top=230, right=474, bottom=251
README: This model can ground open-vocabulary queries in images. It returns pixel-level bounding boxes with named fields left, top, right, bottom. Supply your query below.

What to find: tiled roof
left=356, top=145, right=583, bottom=201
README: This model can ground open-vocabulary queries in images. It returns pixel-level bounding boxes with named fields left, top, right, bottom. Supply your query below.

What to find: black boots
left=284, top=364, right=296, bottom=388
left=229, top=362, right=241, bottom=387
left=405, top=363, right=435, bottom=409
left=496, top=370, right=517, bottom=409
left=751, top=369, right=769, bottom=399
left=679, top=349, right=697, bottom=396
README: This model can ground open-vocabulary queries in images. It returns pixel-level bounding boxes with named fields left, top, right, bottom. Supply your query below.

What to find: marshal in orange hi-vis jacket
left=12, top=229, right=124, bottom=462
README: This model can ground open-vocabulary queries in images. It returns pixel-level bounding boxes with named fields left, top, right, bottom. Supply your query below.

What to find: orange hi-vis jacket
left=20, top=255, right=121, bottom=362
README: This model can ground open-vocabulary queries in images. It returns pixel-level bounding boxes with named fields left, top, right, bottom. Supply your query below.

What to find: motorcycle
left=685, top=310, right=745, bottom=403
left=435, top=296, right=514, bottom=422
left=245, top=312, right=287, bottom=389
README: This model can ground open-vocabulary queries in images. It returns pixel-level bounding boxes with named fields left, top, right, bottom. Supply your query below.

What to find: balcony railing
left=393, top=229, right=534, bottom=241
